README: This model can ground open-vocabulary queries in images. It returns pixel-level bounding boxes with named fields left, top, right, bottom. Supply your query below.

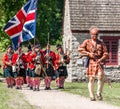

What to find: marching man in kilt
left=27, top=45, right=36, bottom=90
left=78, top=27, right=108, bottom=101
left=12, top=45, right=27, bottom=89
left=2, top=45, right=14, bottom=88
left=55, top=44, right=70, bottom=89
left=27, top=44, right=45, bottom=91
left=25, top=44, right=33, bottom=87
left=43, top=44, right=56, bottom=90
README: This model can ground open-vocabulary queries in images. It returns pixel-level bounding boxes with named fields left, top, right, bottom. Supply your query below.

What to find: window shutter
left=102, top=37, right=118, bottom=65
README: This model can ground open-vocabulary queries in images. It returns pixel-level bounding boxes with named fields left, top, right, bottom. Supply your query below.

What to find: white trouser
left=88, top=76, right=104, bottom=98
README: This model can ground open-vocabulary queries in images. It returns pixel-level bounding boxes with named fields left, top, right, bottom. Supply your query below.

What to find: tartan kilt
left=26, top=69, right=30, bottom=76
left=3, top=68, right=14, bottom=77
left=17, top=68, right=26, bottom=77
left=45, top=64, right=54, bottom=77
left=87, top=59, right=104, bottom=77
left=57, top=66, right=68, bottom=77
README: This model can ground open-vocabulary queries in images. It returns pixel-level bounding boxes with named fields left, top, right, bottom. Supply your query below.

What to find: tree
left=36, top=0, right=64, bottom=46
left=0, top=0, right=26, bottom=51
left=0, top=0, right=64, bottom=51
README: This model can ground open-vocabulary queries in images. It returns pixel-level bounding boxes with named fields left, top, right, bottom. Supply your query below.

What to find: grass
left=0, top=52, right=4, bottom=77
left=0, top=83, right=35, bottom=109
left=51, top=81, right=120, bottom=107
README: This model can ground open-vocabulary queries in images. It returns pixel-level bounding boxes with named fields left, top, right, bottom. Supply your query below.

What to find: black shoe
left=27, top=84, right=30, bottom=87
left=7, top=85, right=10, bottom=88
left=10, top=85, right=13, bottom=88
left=59, top=87, right=64, bottom=89
left=36, top=88, right=40, bottom=91
left=97, top=94, right=103, bottom=100
left=16, top=87, right=20, bottom=89
left=44, top=87, right=47, bottom=90
left=47, top=87, right=51, bottom=90
left=44, top=87, right=51, bottom=90
left=90, top=97, right=96, bottom=101
left=44, top=87, right=49, bottom=90
left=30, top=86, right=33, bottom=90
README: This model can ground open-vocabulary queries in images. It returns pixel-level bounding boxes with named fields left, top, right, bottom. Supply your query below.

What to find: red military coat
left=54, top=53, right=60, bottom=70
left=27, top=51, right=36, bottom=70
left=2, top=53, right=12, bottom=69
left=43, top=50, right=56, bottom=66
left=12, top=52, right=27, bottom=69
left=27, top=50, right=45, bottom=70
left=55, top=53, right=70, bottom=70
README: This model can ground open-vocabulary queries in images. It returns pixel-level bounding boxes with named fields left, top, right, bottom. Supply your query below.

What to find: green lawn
left=0, top=83, right=34, bottom=109
left=0, top=52, right=4, bottom=77
left=52, top=82, right=120, bottom=107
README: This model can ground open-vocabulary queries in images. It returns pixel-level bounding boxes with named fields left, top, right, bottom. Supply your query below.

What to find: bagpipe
left=58, top=48, right=70, bottom=66
left=63, top=53, right=70, bottom=64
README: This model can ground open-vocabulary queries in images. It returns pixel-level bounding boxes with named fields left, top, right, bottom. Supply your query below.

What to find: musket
left=46, top=32, right=50, bottom=69
left=45, top=32, right=54, bottom=69
left=16, top=52, right=23, bottom=73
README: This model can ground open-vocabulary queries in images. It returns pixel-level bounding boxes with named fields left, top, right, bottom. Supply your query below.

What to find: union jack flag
left=3, top=0, right=38, bottom=50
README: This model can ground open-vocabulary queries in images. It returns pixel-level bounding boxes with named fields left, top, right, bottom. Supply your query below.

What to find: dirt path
left=18, top=84, right=120, bottom=109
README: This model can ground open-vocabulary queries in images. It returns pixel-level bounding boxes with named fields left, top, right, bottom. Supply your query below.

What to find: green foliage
left=36, top=0, right=63, bottom=46
left=0, top=38, right=11, bottom=52
left=0, top=0, right=27, bottom=51
left=0, top=0, right=63, bottom=51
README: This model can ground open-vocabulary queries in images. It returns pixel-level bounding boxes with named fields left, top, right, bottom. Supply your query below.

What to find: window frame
left=100, top=36, right=120, bottom=66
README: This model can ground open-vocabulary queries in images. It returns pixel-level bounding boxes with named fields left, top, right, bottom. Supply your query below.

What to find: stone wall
left=68, top=33, right=89, bottom=82
left=69, top=33, right=120, bottom=82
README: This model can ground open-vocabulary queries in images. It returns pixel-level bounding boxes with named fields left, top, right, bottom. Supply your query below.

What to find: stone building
left=63, top=0, right=120, bottom=82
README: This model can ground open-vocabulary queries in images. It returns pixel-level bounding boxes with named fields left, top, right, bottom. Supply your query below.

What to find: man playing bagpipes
left=78, top=27, right=108, bottom=101
left=27, top=44, right=45, bottom=91
left=43, top=44, right=56, bottom=90
left=2, top=45, right=14, bottom=88
left=12, top=45, right=27, bottom=89
left=55, top=44, right=70, bottom=89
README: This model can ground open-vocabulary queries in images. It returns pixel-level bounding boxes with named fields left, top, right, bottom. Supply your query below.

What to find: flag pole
left=34, top=0, right=38, bottom=46
left=34, top=37, right=36, bottom=46
left=48, top=32, right=50, bottom=45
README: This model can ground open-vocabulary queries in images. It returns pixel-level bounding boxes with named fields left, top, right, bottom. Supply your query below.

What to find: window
left=100, top=36, right=119, bottom=65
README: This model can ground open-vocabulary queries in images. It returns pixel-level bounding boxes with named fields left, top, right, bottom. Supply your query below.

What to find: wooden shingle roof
left=69, top=0, right=120, bottom=31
